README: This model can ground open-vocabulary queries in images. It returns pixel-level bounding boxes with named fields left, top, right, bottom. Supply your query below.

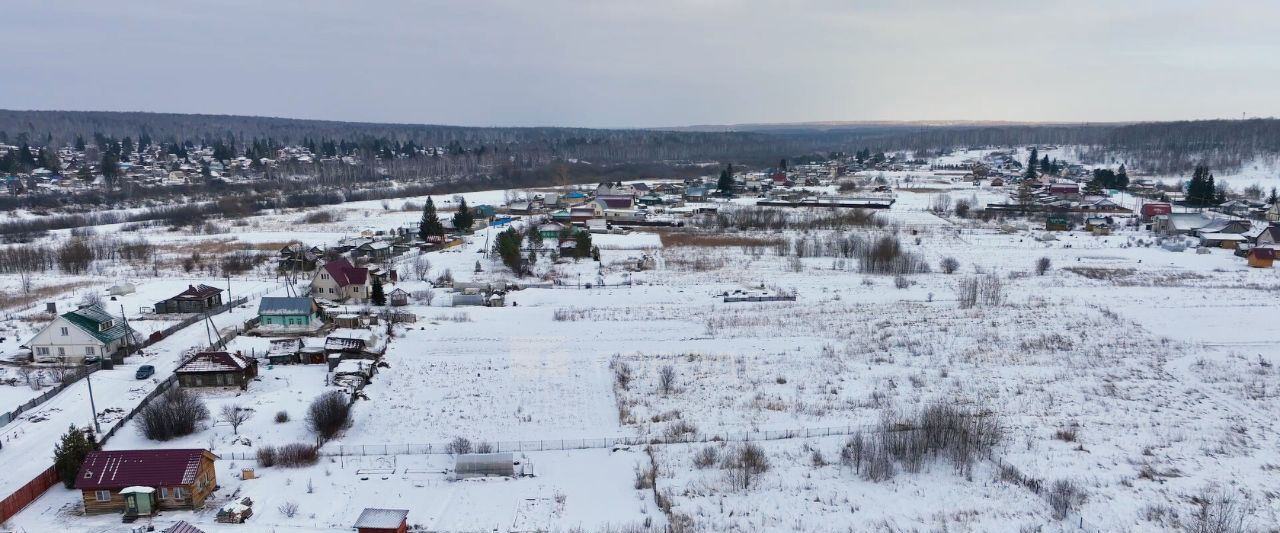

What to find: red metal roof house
left=75, top=449, right=219, bottom=515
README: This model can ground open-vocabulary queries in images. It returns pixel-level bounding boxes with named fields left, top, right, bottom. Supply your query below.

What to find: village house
left=1253, top=225, right=1280, bottom=247
left=76, top=449, right=219, bottom=515
left=176, top=351, right=258, bottom=389
left=27, top=305, right=137, bottom=363
left=311, top=259, right=371, bottom=302
left=278, top=243, right=319, bottom=272
left=256, top=296, right=322, bottom=328
left=154, top=284, right=224, bottom=314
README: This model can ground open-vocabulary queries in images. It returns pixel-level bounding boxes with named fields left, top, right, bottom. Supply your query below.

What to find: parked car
left=135, top=365, right=155, bottom=379
left=83, top=355, right=100, bottom=365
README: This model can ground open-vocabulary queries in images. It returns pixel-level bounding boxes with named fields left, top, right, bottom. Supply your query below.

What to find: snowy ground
left=6, top=175, right=1280, bottom=531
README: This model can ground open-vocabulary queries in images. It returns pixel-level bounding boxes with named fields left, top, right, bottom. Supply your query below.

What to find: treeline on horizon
left=1, top=110, right=1277, bottom=179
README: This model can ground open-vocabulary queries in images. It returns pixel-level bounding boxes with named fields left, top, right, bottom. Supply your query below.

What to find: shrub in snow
left=1046, top=479, right=1085, bottom=520
left=445, top=436, right=473, bottom=455
left=276, top=443, right=320, bottom=467
left=306, top=390, right=352, bottom=442
left=256, top=445, right=277, bottom=467
left=137, top=388, right=209, bottom=441
left=722, top=443, right=770, bottom=490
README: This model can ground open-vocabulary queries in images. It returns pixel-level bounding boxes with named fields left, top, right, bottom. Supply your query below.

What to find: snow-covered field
left=5, top=175, right=1280, bottom=532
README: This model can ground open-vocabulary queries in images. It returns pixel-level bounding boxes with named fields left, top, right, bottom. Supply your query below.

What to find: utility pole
left=85, top=371, right=101, bottom=434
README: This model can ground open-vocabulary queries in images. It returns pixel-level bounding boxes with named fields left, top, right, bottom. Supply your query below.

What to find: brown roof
left=176, top=351, right=256, bottom=374
left=1250, top=247, right=1276, bottom=260
left=75, top=449, right=216, bottom=490
left=173, top=284, right=223, bottom=300
left=323, top=259, right=369, bottom=287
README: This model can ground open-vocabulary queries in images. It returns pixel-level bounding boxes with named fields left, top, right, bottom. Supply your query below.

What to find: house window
left=174, top=487, right=185, bottom=499
left=95, top=490, right=111, bottom=501
left=160, top=487, right=170, bottom=499
left=60, top=327, right=69, bottom=336
left=36, top=347, right=49, bottom=356
left=58, top=347, right=66, bottom=356
left=321, top=273, right=329, bottom=279
left=85, top=347, right=95, bottom=355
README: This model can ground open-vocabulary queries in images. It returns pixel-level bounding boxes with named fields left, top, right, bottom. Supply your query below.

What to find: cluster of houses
left=0, top=141, right=367, bottom=195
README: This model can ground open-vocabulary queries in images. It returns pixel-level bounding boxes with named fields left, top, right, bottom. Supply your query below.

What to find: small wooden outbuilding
left=1248, top=247, right=1275, bottom=268
left=353, top=508, right=409, bottom=533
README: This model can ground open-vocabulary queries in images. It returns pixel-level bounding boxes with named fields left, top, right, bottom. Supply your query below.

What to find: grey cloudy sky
left=2, top=0, right=1276, bottom=128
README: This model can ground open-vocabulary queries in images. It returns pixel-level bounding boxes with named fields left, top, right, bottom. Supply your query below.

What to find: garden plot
left=10, top=448, right=659, bottom=532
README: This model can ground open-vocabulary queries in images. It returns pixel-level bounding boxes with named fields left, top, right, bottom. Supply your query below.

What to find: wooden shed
left=353, top=508, right=409, bottom=533
left=1248, top=247, right=1275, bottom=268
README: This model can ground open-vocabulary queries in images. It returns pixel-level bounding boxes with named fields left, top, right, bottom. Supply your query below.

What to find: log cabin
left=76, top=449, right=219, bottom=515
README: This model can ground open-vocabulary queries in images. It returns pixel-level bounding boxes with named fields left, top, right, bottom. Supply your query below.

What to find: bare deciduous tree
left=657, top=365, right=676, bottom=395
left=219, top=404, right=253, bottom=435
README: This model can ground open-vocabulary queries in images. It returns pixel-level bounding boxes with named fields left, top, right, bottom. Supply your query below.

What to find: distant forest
left=2, top=110, right=1278, bottom=177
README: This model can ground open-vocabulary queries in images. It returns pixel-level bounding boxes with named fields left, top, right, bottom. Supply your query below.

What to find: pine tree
left=452, top=198, right=474, bottom=234
left=53, top=425, right=99, bottom=488
left=493, top=227, right=525, bottom=275
left=574, top=230, right=593, bottom=260
left=370, top=276, right=386, bottom=306
left=1115, top=164, right=1129, bottom=189
left=717, top=164, right=734, bottom=195
left=1024, top=148, right=1039, bottom=180
left=1268, top=187, right=1278, bottom=206
left=419, top=197, right=445, bottom=241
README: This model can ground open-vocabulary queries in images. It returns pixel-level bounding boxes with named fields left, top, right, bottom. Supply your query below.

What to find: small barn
left=325, top=328, right=383, bottom=358
left=1045, top=216, right=1070, bottom=232
left=176, top=351, right=258, bottom=389
left=266, top=338, right=303, bottom=365
left=1248, top=247, right=1275, bottom=268
left=353, top=508, right=409, bottom=533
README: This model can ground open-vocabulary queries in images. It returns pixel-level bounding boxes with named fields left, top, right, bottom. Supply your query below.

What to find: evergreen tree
left=717, top=164, right=734, bottom=195
left=525, top=222, right=543, bottom=250
left=1268, top=187, right=1278, bottom=206
left=419, top=197, right=445, bottom=240
left=452, top=197, right=474, bottom=233
left=574, top=229, right=593, bottom=261
left=370, top=276, right=386, bottom=306
left=1084, top=177, right=1105, bottom=196
left=53, top=425, right=99, bottom=488
left=1040, top=155, right=1051, bottom=174
left=101, top=152, right=121, bottom=183
left=779, top=158, right=788, bottom=171
left=1115, top=164, right=1129, bottom=189
left=74, top=135, right=86, bottom=152
left=1024, top=148, right=1039, bottom=180
left=492, top=227, right=525, bottom=275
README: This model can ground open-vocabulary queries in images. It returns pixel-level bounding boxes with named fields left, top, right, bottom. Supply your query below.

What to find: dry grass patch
left=654, top=230, right=785, bottom=249
left=0, top=281, right=95, bottom=310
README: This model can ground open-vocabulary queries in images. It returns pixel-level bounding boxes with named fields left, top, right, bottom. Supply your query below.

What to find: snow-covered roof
left=177, top=351, right=254, bottom=373
left=353, top=508, right=408, bottom=529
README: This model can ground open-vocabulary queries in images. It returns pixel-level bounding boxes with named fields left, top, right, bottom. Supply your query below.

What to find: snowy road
left=0, top=284, right=285, bottom=502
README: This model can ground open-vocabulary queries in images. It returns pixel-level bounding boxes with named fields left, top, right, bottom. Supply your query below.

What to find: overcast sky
left=2, top=0, right=1276, bottom=128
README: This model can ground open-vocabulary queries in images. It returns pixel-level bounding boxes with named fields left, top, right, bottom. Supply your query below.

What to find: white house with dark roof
left=27, top=305, right=138, bottom=363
